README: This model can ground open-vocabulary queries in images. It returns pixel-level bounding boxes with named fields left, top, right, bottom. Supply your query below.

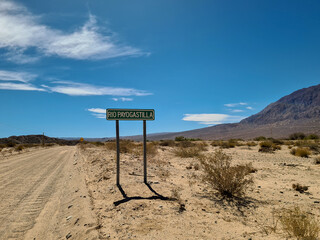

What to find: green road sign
left=106, top=109, right=155, bottom=121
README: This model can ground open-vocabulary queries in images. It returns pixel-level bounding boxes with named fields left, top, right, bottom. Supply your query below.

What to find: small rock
left=68, top=205, right=73, bottom=209
left=66, top=233, right=72, bottom=239
left=294, top=194, right=298, bottom=197
left=66, top=216, right=72, bottom=221
left=280, top=191, right=283, bottom=194
left=314, top=201, right=320, bottom=204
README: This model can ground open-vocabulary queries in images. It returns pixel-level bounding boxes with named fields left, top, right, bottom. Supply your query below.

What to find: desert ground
left=0, top=140, right=320, bottom=239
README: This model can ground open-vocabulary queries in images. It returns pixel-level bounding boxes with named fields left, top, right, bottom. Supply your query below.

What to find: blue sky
left=0, top=0, right=319, bottom=138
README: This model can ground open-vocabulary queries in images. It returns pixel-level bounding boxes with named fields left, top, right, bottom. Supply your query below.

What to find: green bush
left=307, top=134, right=319, bottom=140
left=175, top=136, right=186, bottom=141
left=254, top=136, right=267, bottom=141
left=289, top=132, right=306, bottom=140
left=199, top=150, right=253, bottom=198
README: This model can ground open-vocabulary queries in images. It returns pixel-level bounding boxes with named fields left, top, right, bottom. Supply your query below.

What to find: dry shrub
left=277, top=206, right=319, bottom=239
left=314, top=157, right=320, bottom=165
left=211, top=140, right=223, bottom=147
left=290, top=147, right=311, bottom=158
left=199, top=150, right=253, bottom=198
left=246, top=141, right=257, bottom=147
left=195, top=141, right=208, bottom=151
left=105, top=140, right=135, bottom=153
left=211, top=140, right=237, bottom=149
left=133, top=142, right=158, bottom=158
left=177, top=141, right=196, bottom=148
left=174, top=147, right=202, bottom=158
left=15, top=145, right=24, bottom=152
left=159, top=140, right=175, bottom=147
left=292, top=183, right=309, bottom=193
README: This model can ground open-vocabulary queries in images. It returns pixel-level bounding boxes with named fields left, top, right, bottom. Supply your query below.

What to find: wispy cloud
left=231, top=109, right=244, bottom=113
left=112, top=97, right=133, bottom=102
left=224, top=102, right=247, bottom=108
left=0, top=1, right=147, bottom=63
left=246, top=106, right=253, bottom=110
left=0, top=70, right=36, bottom=82
left=44, top=81, right=152, bottom=96
left=88, top=108, right=105, bottom=114
left=182, top=113, right=246, bottom=125
left=0, top=82, right=45, bottom=91
left=87, top=108, right=106, bottom=119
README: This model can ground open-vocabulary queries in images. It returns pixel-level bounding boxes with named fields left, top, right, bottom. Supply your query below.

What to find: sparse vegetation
left=292, top=183, right=309, bottom=193
left=290, top=147, right=311, bottom=158
left=174, top=147, right=202, bottom=158
left=289, top=132, right=307, bottom=140
left=254, top=136, right=267, bottom=141
left=258, top=141, right=280, bottom=153
left=159, top=140, right=175, bottom=147
left=246, top=141, right=258, bottom=147
left=15, top=145, right=24, bottom=152
left=277, top=206, right=319, bottom=239
left=177, top=140, right=196, bottom=148
left=105, top=140, right=136, bottom=153
left=198, top=150, right=253, bottom=198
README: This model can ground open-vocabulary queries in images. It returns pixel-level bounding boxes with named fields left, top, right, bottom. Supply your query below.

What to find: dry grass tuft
left=198, top=150, right=253, bottom=198
left=290, top=147, right=311, bottom=158
left=277, top=206, right=320, bottom=239
left=174, top=147, right=202, bottom=158
left=105, top=140, right=136, bottom=153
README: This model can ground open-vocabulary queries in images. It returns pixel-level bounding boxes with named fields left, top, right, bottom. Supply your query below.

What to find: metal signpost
left=106, top=109, right=155, bottom=186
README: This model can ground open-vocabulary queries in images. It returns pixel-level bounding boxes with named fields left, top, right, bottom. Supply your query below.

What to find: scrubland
left=78, top=138, right=320, bottom=239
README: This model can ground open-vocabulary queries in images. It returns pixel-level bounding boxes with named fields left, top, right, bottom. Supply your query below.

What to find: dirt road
left=0, top=146, right=99, bottom=240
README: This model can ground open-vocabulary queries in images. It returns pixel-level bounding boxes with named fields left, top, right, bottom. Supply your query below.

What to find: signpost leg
left=116, top=120, right=120, bottom=186
left=143, top=120, right=147, bottom=183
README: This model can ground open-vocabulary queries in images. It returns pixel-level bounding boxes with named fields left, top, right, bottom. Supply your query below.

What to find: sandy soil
left=79, top=142, right=320, bottom=240
left=0, top=146, right=99, bottom=240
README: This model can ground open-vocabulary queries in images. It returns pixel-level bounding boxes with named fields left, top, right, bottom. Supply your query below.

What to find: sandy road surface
left=0, top=146, right=99, bottom=240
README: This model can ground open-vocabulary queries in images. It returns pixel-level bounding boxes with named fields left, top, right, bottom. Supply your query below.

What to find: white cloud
left=224, top=102, right=248, bottom=108
left=0, top=70, right=36, bottom=82
left=44, top=81, right=152, bottom=96
left=87, top=108, right=106, bottom=119
left=246, top=106, right=253, bottom=110
left=231, top=109, right=244, bottom=113
left=0, top=1, right=146, bottom=62
left=112, top=97, right=133, bottom=102
left=0, top=82, right=45, bottom=91
left=92, top=113, right=106, bottom=119
left=88, top=108, right=105, bottom=114
left=182, top=113, right=246, bottom=125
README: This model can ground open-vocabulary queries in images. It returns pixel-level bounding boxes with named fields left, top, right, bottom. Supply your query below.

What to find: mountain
left=0, top=135, right=79, bottom=145
left=143, top=84, right=320, bottom=140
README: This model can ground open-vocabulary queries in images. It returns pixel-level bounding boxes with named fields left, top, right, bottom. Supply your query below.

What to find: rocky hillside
left=0, top=135, right=79, bottom=145
left=143, top=84, right=320, bottom=140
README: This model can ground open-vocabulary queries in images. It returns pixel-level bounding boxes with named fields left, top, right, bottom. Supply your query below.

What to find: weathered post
left=106, top=109, right=155, bottom=185
left=116, top=120, right=120, bottom=186
left=143, top=120, right=147, bottom=183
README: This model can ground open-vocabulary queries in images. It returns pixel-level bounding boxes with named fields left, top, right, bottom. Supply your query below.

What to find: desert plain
left=0, top=139, right=320, bottom=239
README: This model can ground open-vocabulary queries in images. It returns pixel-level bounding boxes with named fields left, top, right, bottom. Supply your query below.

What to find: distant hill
left=0, top=135, right=79, bottom=145
left=139, top=84, right=320, bottom=140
